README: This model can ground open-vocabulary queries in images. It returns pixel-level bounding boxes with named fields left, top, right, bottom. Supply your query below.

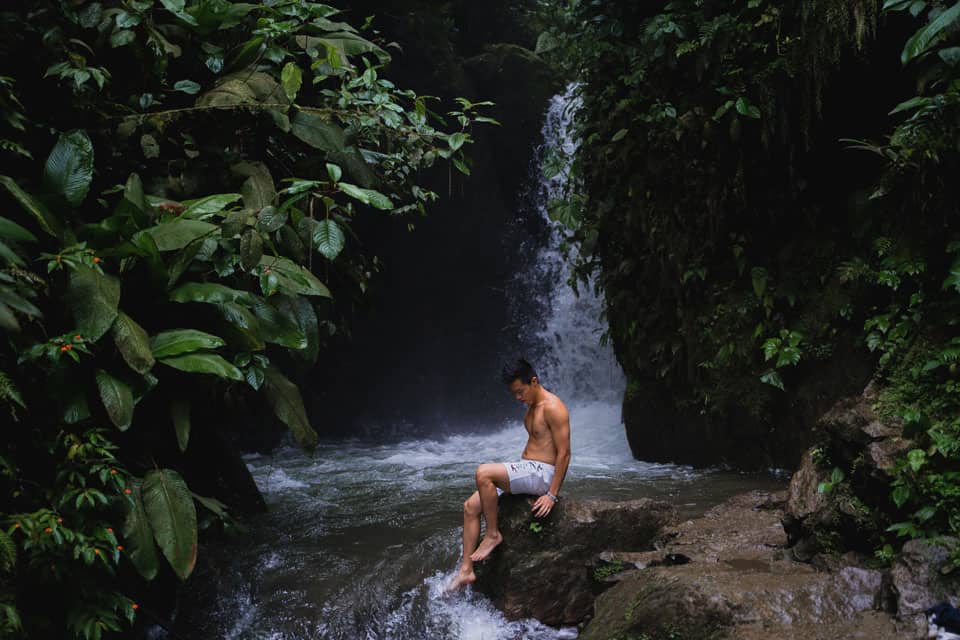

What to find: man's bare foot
left=469, top=531, right=503, bottom=562
left=446, top=567, right=476, bottom=592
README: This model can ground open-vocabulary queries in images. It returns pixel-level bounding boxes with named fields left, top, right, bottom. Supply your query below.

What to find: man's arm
left=532, top=402, right=571, bottom=517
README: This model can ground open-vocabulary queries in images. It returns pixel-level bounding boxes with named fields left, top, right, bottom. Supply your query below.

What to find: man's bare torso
left=521, top=390, right=565, bottom=464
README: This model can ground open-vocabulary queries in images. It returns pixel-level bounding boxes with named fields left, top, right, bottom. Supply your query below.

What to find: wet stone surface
left=582, top=491, right=919, bottom=640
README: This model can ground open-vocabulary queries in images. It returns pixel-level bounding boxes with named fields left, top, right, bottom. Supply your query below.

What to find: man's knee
left=475, top=463, right=498, bottom=484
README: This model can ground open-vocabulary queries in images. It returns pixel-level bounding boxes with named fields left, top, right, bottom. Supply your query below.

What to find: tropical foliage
left=0, top=1, right=489, bottom=637
left=539, top=0, right=960, bottom=563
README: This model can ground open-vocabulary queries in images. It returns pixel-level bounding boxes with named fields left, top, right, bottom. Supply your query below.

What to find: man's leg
left=448, top=491, right=482, bottom=591
left=470, top=463, right=510, bottom=562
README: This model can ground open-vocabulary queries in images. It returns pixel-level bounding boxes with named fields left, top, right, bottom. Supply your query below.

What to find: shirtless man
left=448, top=359, right=571, bottom=591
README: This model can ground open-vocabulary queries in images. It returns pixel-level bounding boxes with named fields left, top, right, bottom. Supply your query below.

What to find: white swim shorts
left=496, top=459, right=555, bottom=496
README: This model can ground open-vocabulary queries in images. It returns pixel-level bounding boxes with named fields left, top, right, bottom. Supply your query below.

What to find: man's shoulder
left=543, top=394, right=570, bottom=421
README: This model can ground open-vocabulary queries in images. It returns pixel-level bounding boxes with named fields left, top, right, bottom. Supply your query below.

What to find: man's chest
left=523, top=407, right=549, bottom=437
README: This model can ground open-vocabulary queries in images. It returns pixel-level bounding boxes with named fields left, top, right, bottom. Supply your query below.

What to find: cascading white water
left=514, top=86, right=625, bottom=406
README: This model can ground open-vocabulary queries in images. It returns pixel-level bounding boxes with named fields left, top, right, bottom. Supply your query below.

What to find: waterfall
left=512, top=86, right=626, bottom=406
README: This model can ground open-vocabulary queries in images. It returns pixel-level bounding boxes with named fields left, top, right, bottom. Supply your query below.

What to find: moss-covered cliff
left=543, top=0, right=960, bottom=573
left=540, top=0, right=918, bottom=469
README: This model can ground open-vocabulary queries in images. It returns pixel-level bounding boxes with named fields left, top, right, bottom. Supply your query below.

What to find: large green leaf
left=196, top=70, right=282, bottom=106
left=233, top=161, right=276, bottom=210
left=114, top=173, right=148, bottom=225
left=216, top=300, right=260, bottom=330
left=67, top=265, right=121, bottom=342
left=42, top=130, right=94, bottom=206
left=167, top=240, right=205, bottom=289
left=123, top=480, right=160, bottom=581
left=142, top=469, right=197, bottom=581
left=186, top=0, right=254, bottom=33
left=134, top=220, right=218, bottom=252
left=338, top=182, right=393, bottom=210
left=902, top=2, right=960, bottom=64
left=328, top=147, right=379, bottom=188
left=216, top=302, right=266, bottom=350
left=274, top=295, right=320, bottom=364
left=62, top=388, right=90, bottom=424
left=251, top=298, right=307, bottom=349
left=311, top=218, right=345, bottom=260
left=291, top=111, right=346, bottom=152
left=96, top=369, right=135, bottom=431
left=0, top=175, right=62, bottom=237
left=258, top=256, right=331, bottom=297
left=159, top=353, right=243, bottom=380
left=171, top=400, right=191, bottom=452
left=158, top=0, right=198, bottom=24
left=281, top=62, right=302, bottom=102
left=305, top=32, right=389, bottom=62
left=257, top=206, right=288, bottom=233
left=0, top=239, right=23, bottom=266
left=0, top=216, right=37, bottom=243
left=150, top=329, right=226, bottom=358
left=263, top=367, right=318, bottom=450
left=181, top=193, right=242, bottom=220
left=170, top=282, right=259, bottom=306
left=240, top=228, right=264, bottom=271
left=112, top=311, right=155, bottom=374
left=220, top=210, right=254, bottom=239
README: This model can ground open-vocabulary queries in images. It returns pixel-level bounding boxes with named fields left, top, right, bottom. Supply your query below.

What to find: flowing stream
left=177, top=91, right=784, bottom=639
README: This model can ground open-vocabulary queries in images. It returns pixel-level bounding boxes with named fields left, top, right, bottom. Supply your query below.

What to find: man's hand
left=532, top=494, right=556, bottom=518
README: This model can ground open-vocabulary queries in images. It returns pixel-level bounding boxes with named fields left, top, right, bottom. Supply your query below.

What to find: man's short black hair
left=502, top=358, right=537, bottom=385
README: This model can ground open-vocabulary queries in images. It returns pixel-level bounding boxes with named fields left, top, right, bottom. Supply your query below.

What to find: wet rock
left=783, top=382, right=908, bottom=558
left=583, top=491, right=914, bottom=640
left=890, top=538, right=960, bottom=627
left=473, top=494, right=677, bottom=626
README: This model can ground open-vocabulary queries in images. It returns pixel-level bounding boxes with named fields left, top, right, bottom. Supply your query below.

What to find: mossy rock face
left=579, top=574, right=731, bottom=640
left=783, top=382, right=909, bottom=560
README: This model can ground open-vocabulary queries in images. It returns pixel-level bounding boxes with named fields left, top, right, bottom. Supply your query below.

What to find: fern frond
left=0, top=371, right=25, bottom=420
left=0, top=530, right=15, bottom=573
left=0, top=139, right=30, bottom=159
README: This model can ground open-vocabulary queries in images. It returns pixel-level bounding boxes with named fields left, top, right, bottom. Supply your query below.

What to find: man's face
left=508, top=378, right=536, bottom=405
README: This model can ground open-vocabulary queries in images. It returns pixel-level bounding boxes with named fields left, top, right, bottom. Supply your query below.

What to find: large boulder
left=782, top=382, right=910, bottom=559
left=888, top=537, right=960, bottom=633
left=473, top=494, right=678, bottom=626
left=582, top=491, right=914, bottom=640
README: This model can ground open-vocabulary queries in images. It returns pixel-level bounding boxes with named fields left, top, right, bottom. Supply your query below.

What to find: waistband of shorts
left=519, top=459, right=556, bottom=470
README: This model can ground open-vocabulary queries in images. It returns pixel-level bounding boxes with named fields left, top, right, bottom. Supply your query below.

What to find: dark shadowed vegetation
left=538, top=0, right=960, bottom=569
left=0, top=1, right=492, bottom=637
